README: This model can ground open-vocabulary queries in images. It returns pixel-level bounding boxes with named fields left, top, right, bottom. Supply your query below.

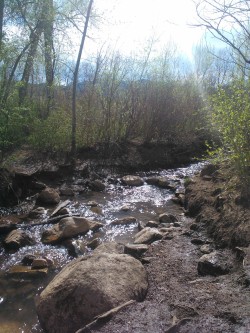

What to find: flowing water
left=0, top=162, right=204, bottom=333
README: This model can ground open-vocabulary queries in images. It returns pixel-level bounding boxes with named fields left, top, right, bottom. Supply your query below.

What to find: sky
left=89, top=0, right=205, bottom=59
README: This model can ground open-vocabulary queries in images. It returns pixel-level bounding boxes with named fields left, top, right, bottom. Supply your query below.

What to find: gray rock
left=198, top=251, right=234, bottom=276
left=145, top=176, right=159, bottom=185
left=122, top=175, right=144, bottom=186
left=4, top=229, right=35, bottom=250
left=93, top=242, right=124, bottom=255
left=200, top=244, right=213, bottom=254
left=89, top=180, right=105, bottom=191
left=87, top=238, right=101, bottom=250
left=36, top=252, right=148, bottom=333
left=110, top=216, right=136, bottom=226
left=41, top=217, right=103, bottom=244
left=159, top=213, right=178, bottom=223
left=124, top=243, right=149, bottom=258
left=146, top=220, right=159, bottom=228
left=32, top=258, right=49, bottom=269
left=134, top=227, right=163, bottom=244
left=37, top=187, right=60, bottom=205
left=28, top=207, right=46, bottom=219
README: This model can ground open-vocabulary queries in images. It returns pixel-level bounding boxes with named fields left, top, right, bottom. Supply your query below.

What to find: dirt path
left=86, top=214, right=250, bottom=333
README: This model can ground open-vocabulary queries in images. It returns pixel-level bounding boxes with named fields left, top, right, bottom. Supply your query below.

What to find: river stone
left=36, top=187, right=60, bottom=205
left=145, top=176, right=159, bottom=185
left=110, top=216, right=136, bottom=226
left=159, top=213, right=178, bottom=224
left=197, top=251, right=234, bottom=276
left=89, top=180, right=105, bottom=191
left=41, top=217, right=103, bottom=244
left=146, top=220, right=159, bottom=228
left=28, top=207, right=46, bottom=219
left=124, top=243, right=149, bottom=258
left=134, top=227, right=163, bottom=244
left=7, top=265, right=48, bottom=278
left=122, top=175, right=144, bottom=186
left=93, top=242, right=125, bottom=255
left=36, top=253, right=148, bottom=333
left=87, top=238, right=101, bottom=249
left=32, top=258, right=49, bottom=269
left=3, top=229, right=35, bottom=250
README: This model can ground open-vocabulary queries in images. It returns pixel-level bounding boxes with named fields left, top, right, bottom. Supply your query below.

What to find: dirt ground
left=80, top=164, right=250, bottom=333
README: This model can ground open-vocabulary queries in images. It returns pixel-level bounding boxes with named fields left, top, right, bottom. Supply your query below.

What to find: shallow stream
left=0, top=162, right=204, bottom=333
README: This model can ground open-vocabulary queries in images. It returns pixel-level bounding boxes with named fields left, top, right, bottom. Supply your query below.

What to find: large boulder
left=36, top=252, right=148, bottom=333
left=41, top=217, right=103, bottom=244
left=134, top=227, right=163, bottom=244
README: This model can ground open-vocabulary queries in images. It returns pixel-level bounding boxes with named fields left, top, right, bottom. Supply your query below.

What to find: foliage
left=208, top=80, right=250, bottom=184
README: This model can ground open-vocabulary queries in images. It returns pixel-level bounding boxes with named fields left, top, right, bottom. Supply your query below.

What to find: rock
left=138, top=221, right=146, bottom=231
left=198, top=251, right=234, bottom=276
left=134, top=227, right=163, bottom=244
left=93, top=242, right=124, bottom=255
left=159, top=213, right=178, bottom=223
left=30, top=181, right=46, bottom=190
left=41, top=217, right=103, bottom=244
left=158, top=177, right=170, bottom=188
left=36, top=187, right=60, bottom=205
left=122, top=175, right=144, bottom=186
left=86, top=201, right=98, bottom=207
left=191, top=238, right=205, bottom=245
left=146, top=220, right=159, bottom=228
left=120, top=205, right=131, bottom=211
left=173, top=222, right=182, bottom=227
left=3, top=229, right=35, bottom=250
left=50, top=200, right=71, bottom=217
left=28, top=207, right=46, bottom=219
left=90, top=206, right=103, bottom=215
left=124, top=243, right=149, bottom=258
left=7, top=265, right=48, bottom=278
left=200, top=244, right=213, bottom=254
left=32, top=258, right=49, bottom=269
left=190, top=223, right=199, bottom=231
left=89, top=180, right=105, bottom=191
left=60, top=187, right=74, bottom=196
left=36, top=252, right=148, bottom=333
left=87, top=238, right=101, bottom=250
left=0, top=223, right=17, bottom=235
left=110, top=216, right=136, bottom=226
left=22, top=254, right=36, bottom=265
left=145, top=176, right=159, bottom=185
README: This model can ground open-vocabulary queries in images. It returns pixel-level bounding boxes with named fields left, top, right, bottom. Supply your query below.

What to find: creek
left=0, top=162, right=204, bottom=333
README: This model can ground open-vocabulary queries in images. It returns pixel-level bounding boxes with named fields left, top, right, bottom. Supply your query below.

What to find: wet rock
left=22, top=254, right=36, bottom=265
left=159, top=213, right=178, bottom=224
left=86, top=200, right=98, bottom=207
left=134, top=227, right=163, bottom=244
left=158, top=177, right=170, bottom=188
left=28, top=207, right=46, bottom=219
left=89, top=180, right=105, bottom=191
left=173, top=222, right=182, bottom=227
left=120, top=205, right=131, bottom=211
left=7, top=265, right=48, bottom=278
left=145, top=176, right=159, bottom=185
left=3, top=229, right=35, bottom=250
left=146, top=220, right=159, bottom=228
left=36, top=253, right=148, bottom=333
left=36, top=187, right=60, bottom=205
left=110, top=216, right=136, bottom=226
left=190, top=223, right=199, bottom=231
left=87, top=238, right=101, bottom=250
left=138, top=221, right=146, bottom=231
left=198, top=251, right=234, bottom=276
left=41, top=217, right=103, bottom=244
left=90, top=206, right=103, bottom=215
left=124, top=243, right=149, bottom=258
left=122, top=175, right=144, bottom=186
left=93, top=242, right=124, bottom=255
left=32, top=258, right=49, bottom=269
left=51, top=200, right=71, bottom=217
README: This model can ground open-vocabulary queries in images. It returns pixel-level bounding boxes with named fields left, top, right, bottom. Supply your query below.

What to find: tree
left=0, top=0, right=4, bottom=47
left=195, top=0, right=250, bottom=70
left=71, top=0, right=94, bottom=158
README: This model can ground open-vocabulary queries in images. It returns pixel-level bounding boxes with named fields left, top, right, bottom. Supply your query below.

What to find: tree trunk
left=71, top=0, right=94, bottom=159
left=18, top=21, right=43, bottom=106
left=43, top=0, right=55, bottom=117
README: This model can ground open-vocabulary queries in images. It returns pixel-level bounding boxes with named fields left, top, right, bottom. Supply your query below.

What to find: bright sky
left=91, top=0, right=205, bottom=59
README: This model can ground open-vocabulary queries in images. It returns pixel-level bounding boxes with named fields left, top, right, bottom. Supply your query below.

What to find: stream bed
left=0, top=162, right=205, bottom=333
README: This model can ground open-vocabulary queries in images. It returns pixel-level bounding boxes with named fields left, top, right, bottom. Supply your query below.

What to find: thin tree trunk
left=19, top=21, right=43, bottom=105
left=71, top=0, right=94, bottom=159
left=0, top=0, right=4, bottom=48
left=43, top=0, right=55, bottom=117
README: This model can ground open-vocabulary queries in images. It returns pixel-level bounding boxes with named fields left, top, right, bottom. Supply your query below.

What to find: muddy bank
left=185, top=163, right=250, bottom=248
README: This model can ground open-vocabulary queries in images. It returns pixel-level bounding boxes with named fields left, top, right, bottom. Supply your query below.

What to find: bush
left=209, top=80, right=250, bottom=184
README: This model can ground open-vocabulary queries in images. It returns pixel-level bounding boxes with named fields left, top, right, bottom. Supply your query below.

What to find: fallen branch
left=17, top=214, right=80, bottom=229
left=75, top=300, right=136, bottom=333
